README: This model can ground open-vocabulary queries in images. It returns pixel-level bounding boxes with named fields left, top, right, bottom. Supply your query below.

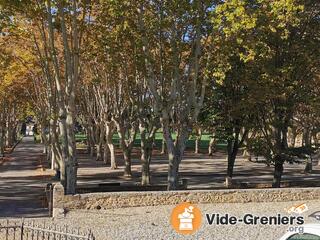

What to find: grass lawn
left=75, top=132, right=227, bottom=151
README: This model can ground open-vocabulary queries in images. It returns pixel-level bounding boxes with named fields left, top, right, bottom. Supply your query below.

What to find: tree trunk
left=303, top=128, right=311, bottom=147
left=312, top=130, right=318, bottom=147
left=281, top=127, right=288, bottom=149
left=140, top=123, right=156, bottom=186
left=141, top=146, right=152, bottom=185
left=108, top=141, right=116, bottom=169
left=0, top=124, right=4, bottom=157
left=49, top=116, right=64, bottom=181
left=106, top=122, right=117, bottom=169
left=227, top=150, right=238, bottom=178
left=50, top=148, right=55, bottom=170
left=242, top=148, right=251, bottom=161
left=163, top=123, right=188, bottom=190
left=116, top=121, right=136, bottom=177
left=304, top=155, right=312, bottom=173
left=45, top=0, right=79, bottom=194
left=41, top=127, right=48, bottom=154
left=194, top=128, right=202, bottom=154
left=272, top=155, right=284, bottom=188
left=226, top=140, right=238, bottom=188
left=208, top=137, right=216, bottom=156
left=103, top=142, right=108, bottom=164
left=195, top=138, right=199, bottom=154
left=96, top=140, right=102, bottom=161
left=160, top=138, right=165, bottom=154
left=96, top=125, right=104, bottom=161
left=50, top=147, right=60, bottom=178
left=85, top=124, right=92, bottom=155
left=166, top=145, right=181, bottom=190
left=65, top=109, right=77, bottom=194
left=5, top=125, right=13, bottom=147
left=123, top=148, right=132, bottom=177
left=88, top=125, right=95, bottom=157
left=289, top=127, right=297, bottom=148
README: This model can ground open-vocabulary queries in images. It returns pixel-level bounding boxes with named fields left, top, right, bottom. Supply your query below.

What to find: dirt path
left=76, top=149, right=320, bottom=189
left=0, top=137, right=49, bottom=218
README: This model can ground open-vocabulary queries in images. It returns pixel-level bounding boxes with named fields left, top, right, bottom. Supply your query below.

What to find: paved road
left=0, top=137, right=48, bottom=218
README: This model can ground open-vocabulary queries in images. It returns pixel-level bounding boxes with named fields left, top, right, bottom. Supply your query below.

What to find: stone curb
left=52, top=183, right=320, bottom=217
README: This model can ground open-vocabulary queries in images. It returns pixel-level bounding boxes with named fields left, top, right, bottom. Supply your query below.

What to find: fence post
left=46, top=183, right=53, bottom=217
left=88, top=230, right=95, bottom=240
left=20, top=218, right=24, bottom=240
left=6, top=219, right=9, bottom=240
left=52, top=183, right=65, bottom=218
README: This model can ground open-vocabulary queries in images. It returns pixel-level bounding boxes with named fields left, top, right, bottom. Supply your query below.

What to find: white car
left=279, top=224, right=320, bottom=240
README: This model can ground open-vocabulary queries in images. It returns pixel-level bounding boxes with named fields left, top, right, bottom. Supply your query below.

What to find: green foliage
left=198, top=0, right=320, bottom=167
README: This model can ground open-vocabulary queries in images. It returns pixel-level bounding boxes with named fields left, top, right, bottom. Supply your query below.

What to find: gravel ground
left=3, top=199, right=319, bottom=240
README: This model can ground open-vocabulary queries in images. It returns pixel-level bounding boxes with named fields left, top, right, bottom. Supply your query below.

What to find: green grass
left=33, top=132, right=226, bottom=151
left=33, top=134, right=42, bottom=144
left=75, top=132, right=227, bottom=151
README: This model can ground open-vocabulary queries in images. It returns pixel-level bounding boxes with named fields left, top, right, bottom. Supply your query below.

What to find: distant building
left=26, top=123, right=34, bottom=136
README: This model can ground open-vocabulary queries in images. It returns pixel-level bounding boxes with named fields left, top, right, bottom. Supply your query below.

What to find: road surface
left=0, top=137, right=48, bottom=218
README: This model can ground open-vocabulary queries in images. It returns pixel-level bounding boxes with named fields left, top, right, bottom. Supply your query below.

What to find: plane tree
left=254, top=0, right=320, bottom=187
left=0, top=23, right=35, bottom=155
left=208, top=0, right=320, bottom=188
left=137, top=0, right=214, bottom=190
left=1, top=0, right=93, bottom=194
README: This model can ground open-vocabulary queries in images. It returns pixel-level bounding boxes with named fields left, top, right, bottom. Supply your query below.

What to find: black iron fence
left=0, top=219, right=95, bottom=240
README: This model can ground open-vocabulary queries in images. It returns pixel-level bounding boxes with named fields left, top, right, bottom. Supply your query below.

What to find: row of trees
left=0, top=28, right=32, bottom=156
left=0, top=0, right=319, bottom=193
left=203, top=0, right=320, bottom=187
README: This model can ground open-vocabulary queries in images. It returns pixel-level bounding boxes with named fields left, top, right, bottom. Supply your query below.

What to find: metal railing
left=0, top=219, right=95, bottom=240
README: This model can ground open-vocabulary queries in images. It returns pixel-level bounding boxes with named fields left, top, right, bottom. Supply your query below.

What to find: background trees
left=0, top=18, right=35, bottom=156
left=0, top=0, right=319, bottom=192
left=208, top=0, right=320, bottom=188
